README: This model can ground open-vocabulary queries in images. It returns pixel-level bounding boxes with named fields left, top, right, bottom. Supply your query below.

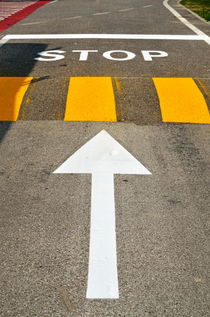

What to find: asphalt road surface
left=0, top=1, right=209, bottom=316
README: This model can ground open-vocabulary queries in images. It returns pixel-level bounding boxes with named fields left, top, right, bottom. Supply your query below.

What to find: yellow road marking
left=64, top=77, right=117, bottom=121
left=153, top=78, right=210, bottom=124
left=0, top=77, right=32, bottom=121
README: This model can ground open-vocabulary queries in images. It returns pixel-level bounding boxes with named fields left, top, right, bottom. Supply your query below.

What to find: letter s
left=34, top=50, right=66, bottom=61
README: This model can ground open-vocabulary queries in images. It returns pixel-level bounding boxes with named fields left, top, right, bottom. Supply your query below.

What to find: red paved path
left=0, top=1, right=50, bottom=32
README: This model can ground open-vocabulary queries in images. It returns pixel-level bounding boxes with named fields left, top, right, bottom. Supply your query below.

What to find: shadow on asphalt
left=0, top=122, right=11, bottom=142
left=0, top=43, right=48, bottom=143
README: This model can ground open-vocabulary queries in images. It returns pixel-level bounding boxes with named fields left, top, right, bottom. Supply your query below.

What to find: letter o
left=103, top=50, right=136, bottom=61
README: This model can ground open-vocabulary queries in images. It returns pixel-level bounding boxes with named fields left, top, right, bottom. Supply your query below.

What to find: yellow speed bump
left=64, top=77, right=117, bottom=121
left=153, top=78, right=210, bottom=124
left=0, top=77, right=32, bottom=121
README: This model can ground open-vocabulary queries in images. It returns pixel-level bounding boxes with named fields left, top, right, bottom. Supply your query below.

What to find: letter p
left=141, top=50, right=168, bottom=61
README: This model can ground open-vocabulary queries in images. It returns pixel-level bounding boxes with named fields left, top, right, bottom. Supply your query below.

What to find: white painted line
left=1, top=34, right=208, bottom=41
left=54, top=130, right=151, bottom=299
left=143, top=5, right=153, bottom=8
left=118, top=8, right=134, bottom=12
left=62, top=16, right=82, bottom=20
left=47, top=0, right=58, bottom=5
left=21, top=21, right=46, bottom=26
left=0, top=37, right=9, bottom=48
left=88, top=172, right=118, bottom=299
left=163, top=0, right=210, bottom=45
left=93, top=12, right=110, bottom=16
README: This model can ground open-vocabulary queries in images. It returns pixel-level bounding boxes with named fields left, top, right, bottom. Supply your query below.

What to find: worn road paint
left=21, top=21, right=46, bottom=26
left=163, top=0, right=210, bottom=45
left=118, top=8, right=134, bottom=12
left=53, top=130, right=151, bottom=298
left=93, top=12, right=110, bottom=16
left=62, top=16, right=82, bottom=20
left=64, top=77, right=117, bottom=121
left=0, top=77, right=32, bottom=121
left=153, top=78, right=210, bottom=124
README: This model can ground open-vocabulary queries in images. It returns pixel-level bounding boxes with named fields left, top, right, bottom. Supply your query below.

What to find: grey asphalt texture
left=0, top=0, right=210, bottom=316
left=0, top=122, right=209, bottom=317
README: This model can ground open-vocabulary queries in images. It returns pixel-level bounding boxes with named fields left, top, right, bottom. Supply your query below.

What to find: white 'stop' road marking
left=163, top=0, right=210, bottom=46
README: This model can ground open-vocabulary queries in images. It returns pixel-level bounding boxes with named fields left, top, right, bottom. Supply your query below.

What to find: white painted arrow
left=53, top=130, right=151, bottom=299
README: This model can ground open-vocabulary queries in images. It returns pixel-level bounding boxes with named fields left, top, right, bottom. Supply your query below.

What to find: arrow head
left=53, top=130, right=151, bottom=175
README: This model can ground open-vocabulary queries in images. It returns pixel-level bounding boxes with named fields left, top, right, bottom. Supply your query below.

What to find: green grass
left=181, top=0, right=210, bottom=21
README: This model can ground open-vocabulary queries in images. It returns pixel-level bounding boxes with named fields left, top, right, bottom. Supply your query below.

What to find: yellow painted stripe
left=0, top=77, right=32, bottom=121
left=153, top=78, right=210, bottom=124
left=64, top=77, right=117, bottom=121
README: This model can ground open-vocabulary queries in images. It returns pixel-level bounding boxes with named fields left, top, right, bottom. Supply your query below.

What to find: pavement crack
left=57, top=287, right=75, bottom=312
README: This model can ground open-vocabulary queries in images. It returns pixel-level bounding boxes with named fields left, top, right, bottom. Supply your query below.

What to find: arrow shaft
left=86, top=173, right=119, bottom=299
